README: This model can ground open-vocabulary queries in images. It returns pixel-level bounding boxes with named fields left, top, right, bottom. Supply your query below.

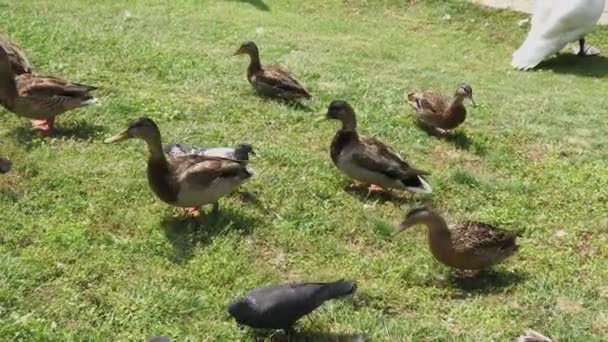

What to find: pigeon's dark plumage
left=0, top=157, right=11, bottom=174
left=227, top=279, right=357, bottom=331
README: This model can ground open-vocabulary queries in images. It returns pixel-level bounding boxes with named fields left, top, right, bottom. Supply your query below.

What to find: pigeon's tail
left=321, top=279, right=357, bottom=301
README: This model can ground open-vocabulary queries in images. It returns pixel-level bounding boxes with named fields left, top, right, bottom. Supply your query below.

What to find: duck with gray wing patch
left=228, top=279, right=357, bottom=333
left=321, top=100, right=432, bottom=194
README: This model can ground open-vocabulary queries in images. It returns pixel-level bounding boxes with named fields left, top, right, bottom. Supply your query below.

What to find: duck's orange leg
left=31, top=117, right=55, bottom=136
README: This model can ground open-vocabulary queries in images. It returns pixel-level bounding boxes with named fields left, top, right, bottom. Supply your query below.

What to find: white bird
left=512, top=0, right=605, bottom=70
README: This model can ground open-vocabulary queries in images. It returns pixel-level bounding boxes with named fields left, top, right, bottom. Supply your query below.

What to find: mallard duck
left=407, top=83, right=475, bottom=135
left=104, top=117, right=252, bottom=217
left=234, top=41, right=311, bottom=101
left=395, top=207, right=518, bottom=273
left=0, top=156, right=11, bottom=174
left=165, top=142, right=255, bottom=162
left=512, top=0, right=605, bottom=70
left=0, top=45, right=98, bottom=135
left=0, top=38, right=32, bottom=75
left=322, top=100, right=432, bottom=194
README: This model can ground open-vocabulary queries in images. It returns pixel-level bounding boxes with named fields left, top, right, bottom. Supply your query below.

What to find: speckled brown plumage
left=407, top=84, right=475, bottom=133
left=0, top=45, right=97, bottom=121
left=397, top=207, right=518, bottom=271
left=235, top=41, right=311, bottom=101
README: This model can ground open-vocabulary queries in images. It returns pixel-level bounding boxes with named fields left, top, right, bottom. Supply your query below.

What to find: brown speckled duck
left=0, top=45, right=98, bottom=135
left=234, top=41, right=311, bottom=101
left=407, top=83, right=475, bottom=135
left=395, top=207, right=518, bottom=274
left=322, top=100, right=432, bottom=194
left=104, top=117, right=252, bottom=218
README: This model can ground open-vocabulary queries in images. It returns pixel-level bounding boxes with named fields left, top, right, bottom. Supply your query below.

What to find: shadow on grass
left=227, top=0, right=270, bottom=11
left=537, top=54, right=608, bottom=78
left=448, top=269, right=527, bottom=295
left=9, top=120, right=106, bottom=149
left=162, top=207, right=257, bottom=264
left=253, top=330, right=366, bottom=341
left=415, top=120, right=488, bottom=156
left=344, top=183, right=434, bottom=206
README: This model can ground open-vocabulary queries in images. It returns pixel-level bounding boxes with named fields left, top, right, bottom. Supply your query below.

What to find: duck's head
left=104, top=117, right=161, bottom=144
left=234, top=143, right=255, bottom=160
left=322, top=100, right=357, bottom=129
left=234, top=41, right=259, bottom=57
left=396, top=206, right=435, bottom=235
left=455, top=83, right=476, bottom=107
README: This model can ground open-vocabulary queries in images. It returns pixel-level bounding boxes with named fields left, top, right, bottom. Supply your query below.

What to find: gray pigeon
left=227, top=279, right=357, bottom=332
left=0, top=157, right=11, bottom=174
left=164, top=143, right=255, bottom=161
left=146, top=337, right=171, bottom=342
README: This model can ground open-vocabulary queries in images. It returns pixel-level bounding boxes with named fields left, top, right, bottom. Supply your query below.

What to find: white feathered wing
left=512, top=0, right=605, bottom=70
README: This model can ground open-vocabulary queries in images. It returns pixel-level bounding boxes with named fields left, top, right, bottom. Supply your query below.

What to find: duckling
left=104, top=117, right=252, bottom=217
left=322, top=100, right=432, bottom=194
left=234, top=41, right=311, bottom=101
left=0, top=38, right=31, bottom=75
left=395, top=207, right=518, bottom=274
left=407, top=83, right=475, bottom=135
left=0, top=45, right=98, bottom=135
left=165, top=142, right=255, bottom=162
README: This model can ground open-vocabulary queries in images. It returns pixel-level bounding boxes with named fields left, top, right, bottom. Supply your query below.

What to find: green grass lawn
left=2, top=0, right=608, bottom=340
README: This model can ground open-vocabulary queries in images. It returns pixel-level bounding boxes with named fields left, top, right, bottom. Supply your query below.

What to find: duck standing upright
left=105, top=117, right=252, bottom=218
left=407, top=83, right=475, bottom=135
left=395, top=207, right=519, bottom=275
left=234, top=41, right=311, bottom=101
left=512, top=0, right=606, bottom=70
left=0, top=45, right=98, bottom=135
left=321, top=100, right=432, bottom=194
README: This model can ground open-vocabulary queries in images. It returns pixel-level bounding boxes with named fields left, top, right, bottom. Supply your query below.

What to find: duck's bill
left=315, top=114, right=328, bottom=123
left=233, top=48, right=245, bottom=56
left=470, top=97, right=477, bottom=107
left=104, top=131, right=130, bottom=144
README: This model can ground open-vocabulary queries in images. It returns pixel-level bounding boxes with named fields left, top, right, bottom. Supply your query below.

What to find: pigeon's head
left=455, top=83, right=476, bottom=107
left=0, top=158, right=11, bottom=174
left=227, top=297, right=256, bottom=325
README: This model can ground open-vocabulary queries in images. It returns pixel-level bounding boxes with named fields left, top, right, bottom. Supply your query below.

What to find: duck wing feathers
left=351, top=136, right=430, bottom=179
left=407, top=91, right=450, bottom=118
left=16, top=74, right=96, bottom=98
left=255, top=65, right=311, bottom=98
left=451, top=221, right=518, bottom=253
left=172, top=155, right=249, bottom=187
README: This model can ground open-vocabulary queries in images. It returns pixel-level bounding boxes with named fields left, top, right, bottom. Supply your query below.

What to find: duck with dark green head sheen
left=321, top=100, right=432, bottom=194
left=407, top=83, right=475, bottom=135
left=234, top=41, right=311, bottom=101
left=104, top=117, right=252, bottom=218
left=395, top=206, right=519, bottom=274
